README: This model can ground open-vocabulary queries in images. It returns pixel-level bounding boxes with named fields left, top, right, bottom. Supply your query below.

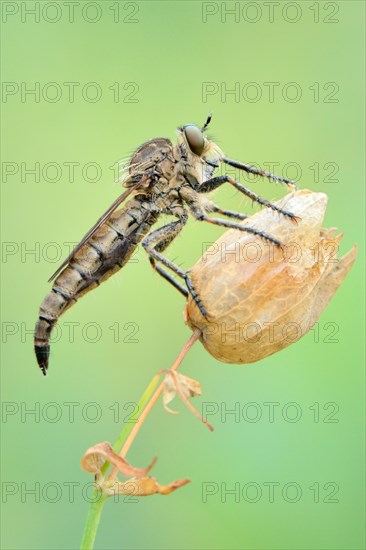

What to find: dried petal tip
left=185, top=189, right=357, bottom=364
left=104, top=476, right=191, bottom=497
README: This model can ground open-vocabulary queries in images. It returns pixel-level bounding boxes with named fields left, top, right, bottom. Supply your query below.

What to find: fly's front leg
left=179, top=186, right=282, bottom=248
left=192, top=206, right=282, bottom=247
left=221, top=157, right=298, bottom=189
left=198, top=175, right=299, bottom=223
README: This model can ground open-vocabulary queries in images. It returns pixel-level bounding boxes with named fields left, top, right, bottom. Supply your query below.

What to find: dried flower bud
left=185, top=190, right=357, bottom=364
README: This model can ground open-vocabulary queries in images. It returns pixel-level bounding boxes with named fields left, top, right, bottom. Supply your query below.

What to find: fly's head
left=176, top=114, right=224, bottom=185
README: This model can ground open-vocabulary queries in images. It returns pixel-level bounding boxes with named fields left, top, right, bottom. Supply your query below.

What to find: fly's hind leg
left=152, top=263, right=188, bottom=297
left=143, top=218, right=187, bottom=292
left=142, top=213, right=207, bottom=317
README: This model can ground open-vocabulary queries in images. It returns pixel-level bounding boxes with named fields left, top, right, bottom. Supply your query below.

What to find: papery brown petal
left=104, top=476, right=190, bottom=497
left=162, top=372, right=202, bottom=414
left=187, top=190, right=328, bottom=320
left=162, top=374, right=179, bottom=414
left=320, top=227, right=338, bottom=239
left=80, top=441, right=154, bottom=479
left=306, top=243, right=357, bottom=326
left=175, top=372, right=202, bottom=399
left=185, top=190, right=356, bottom=364
left=171, top=371, right=213, bottom=431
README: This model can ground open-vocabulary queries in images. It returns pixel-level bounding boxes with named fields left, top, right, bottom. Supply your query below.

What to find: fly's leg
left=207, top=218, right=281, bottom=248
left=183, top=275, right=207, bottom=317
left=180, top=193, right=282, bottom=248
left=142, top=216, right=207, bottom=316
left=143, top=219, right=186, bottom=288
left=198, top=175, right=299, bottom=223
left=220, top=157, right=298, bottom=190
left=210, top=205, right=248, bottom=221
left=152, top=264, right=188, bottom=297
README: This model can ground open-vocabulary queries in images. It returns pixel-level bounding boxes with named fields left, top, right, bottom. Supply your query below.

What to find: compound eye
left=184, top=125, right=205, bottom=156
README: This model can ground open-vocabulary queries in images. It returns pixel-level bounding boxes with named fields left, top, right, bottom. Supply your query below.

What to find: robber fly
left=34, top=114, right=298, bottom=375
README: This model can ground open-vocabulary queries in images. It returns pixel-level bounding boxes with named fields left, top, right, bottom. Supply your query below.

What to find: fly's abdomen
left=34, top=199, right=157, bottom=375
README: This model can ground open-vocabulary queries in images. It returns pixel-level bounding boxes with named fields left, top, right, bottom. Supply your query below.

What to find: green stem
left=79, top=329, right=201, bottom=550
left=80, top=492, right=108, bottom=550
left=111, top=375, right=160, bottom=455
left=79, top=374, right=160, bottom=549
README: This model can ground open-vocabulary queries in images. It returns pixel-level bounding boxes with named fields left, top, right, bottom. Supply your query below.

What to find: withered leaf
left=104, top=476, right=190, bottom=497
left=81, top=442, right=189, bottom=498
left=80, top=441, right=155, bottom=480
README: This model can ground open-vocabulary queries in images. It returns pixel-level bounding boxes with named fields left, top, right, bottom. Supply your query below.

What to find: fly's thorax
left=158, top=157, right=176, bottom=180
left=124, top=137, right=174, bottom=188
left=176, top=156, right=206, bottom=188
left=129, top=138, right=172, bottom=173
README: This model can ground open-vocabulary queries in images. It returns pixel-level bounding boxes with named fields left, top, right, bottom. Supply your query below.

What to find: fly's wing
left=48, top=176, right=149, bottom=282
left=48, top=138, right=173, bottom=282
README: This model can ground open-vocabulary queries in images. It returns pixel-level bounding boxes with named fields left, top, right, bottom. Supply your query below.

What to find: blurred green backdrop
left=1, top=1, right=365, bottom=549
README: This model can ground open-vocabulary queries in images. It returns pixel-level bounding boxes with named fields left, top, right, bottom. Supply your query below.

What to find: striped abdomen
left=34, top=198, right=158, bottom=375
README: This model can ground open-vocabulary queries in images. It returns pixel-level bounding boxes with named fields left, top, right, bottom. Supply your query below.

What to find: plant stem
left=107, top=374, right=161, bottom=470
left=80, top=376, right=160, bottom=550
left=80, top=492, right=108, bottom=550
left=79, top=329, right=201, bottom=550
left=117, top=328, right=201, bottom=460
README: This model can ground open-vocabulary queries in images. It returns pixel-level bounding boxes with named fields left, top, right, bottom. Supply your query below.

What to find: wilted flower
left=162, top=370, right=202, bottom=414
left=81, top=441, right=190, bottom=497
left=161, top=370, right=213, bottom=431
left=185, top=189, right=357, bottom=364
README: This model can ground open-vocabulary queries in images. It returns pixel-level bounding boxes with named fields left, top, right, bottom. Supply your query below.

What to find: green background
left=1, top=1, right=365, bottom=549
